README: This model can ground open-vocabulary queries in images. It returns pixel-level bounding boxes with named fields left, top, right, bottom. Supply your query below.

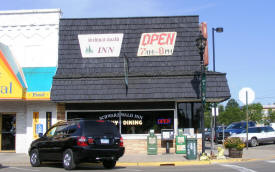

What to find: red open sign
left=157, top=118, right=171, bottom=125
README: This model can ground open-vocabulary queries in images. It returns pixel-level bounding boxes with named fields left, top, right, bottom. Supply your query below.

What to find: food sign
left=137, top=32, right=177, bottom=56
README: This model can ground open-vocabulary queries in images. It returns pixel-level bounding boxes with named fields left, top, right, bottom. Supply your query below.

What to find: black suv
left=28, top=119, right=125, bottom=170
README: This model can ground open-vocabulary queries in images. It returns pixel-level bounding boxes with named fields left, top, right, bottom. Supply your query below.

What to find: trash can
left=186, top=138, right=197, bottom=160
left=175, top=129, right=187, bottom=154
left=147, top=129, right=157, bottom=155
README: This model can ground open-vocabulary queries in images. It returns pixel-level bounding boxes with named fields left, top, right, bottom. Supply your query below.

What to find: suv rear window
left=248, top=127, right=261, bottom=133
left=83, top=121, right=120, bottom=137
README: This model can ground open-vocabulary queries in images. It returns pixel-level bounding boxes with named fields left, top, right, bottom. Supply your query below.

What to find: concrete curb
left=116, top=158, right=267, bottom=167
left=1, top=157, right=274, bottom=167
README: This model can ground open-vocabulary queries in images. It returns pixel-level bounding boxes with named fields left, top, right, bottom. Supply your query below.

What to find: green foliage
left=241, top=103, right=263, bottom=123
left=265, top=109, right=275, bottom=124
left=226, top=99, right=239, bottom=110
left=218, top=104, right=225, bottom=113
left=217, top=99, right=245, bottom=125
left=217, top=99, right=264, bottom=125
left=204, top=102, right=213, bottom=128
left=269, top=111, right=275, bottom=123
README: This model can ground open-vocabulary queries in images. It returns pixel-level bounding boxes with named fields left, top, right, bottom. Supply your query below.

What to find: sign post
left=239, top=87, right=255, bottom=149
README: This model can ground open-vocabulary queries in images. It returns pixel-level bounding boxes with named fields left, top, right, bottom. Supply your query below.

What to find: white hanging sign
left=78, top=33, right=124, bottom=58
left=211, top=107, right=219, bottom=116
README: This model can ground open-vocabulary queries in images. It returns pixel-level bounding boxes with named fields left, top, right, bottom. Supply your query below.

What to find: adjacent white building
left=0, top=9, right=61, bottom=153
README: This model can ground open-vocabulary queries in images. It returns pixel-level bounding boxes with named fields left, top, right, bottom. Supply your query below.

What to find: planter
left=228, top=148, right=243, bottom=158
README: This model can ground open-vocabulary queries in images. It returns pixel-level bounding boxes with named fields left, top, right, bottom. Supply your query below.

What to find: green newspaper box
left=175, top=128, right=187, bottom=154
left=147, top=129, right=157, bottom=155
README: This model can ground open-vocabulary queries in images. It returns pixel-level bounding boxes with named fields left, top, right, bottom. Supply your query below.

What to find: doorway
left=0, top=114, right=16, bottom=152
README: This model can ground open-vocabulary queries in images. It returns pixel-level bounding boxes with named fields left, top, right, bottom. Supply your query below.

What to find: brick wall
left=124, top=138, right=202, bottom=155
left=57, top=103, right=65, bottom=121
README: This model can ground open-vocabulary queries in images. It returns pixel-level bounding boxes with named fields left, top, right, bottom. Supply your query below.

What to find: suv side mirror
left=39, top=133, right=43, bottom=138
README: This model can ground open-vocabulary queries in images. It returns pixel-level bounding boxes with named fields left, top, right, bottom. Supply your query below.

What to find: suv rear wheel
left=63, top=149, right=76, bottom=170
left=30, top=149, right=41, bottom=167
left=103, top=160, right=116, bottom=169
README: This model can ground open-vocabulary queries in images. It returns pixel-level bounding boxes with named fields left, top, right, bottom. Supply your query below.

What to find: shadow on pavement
left=39, top=162, right=126, bottom=170
left=0, top=164, right=8, bottom=170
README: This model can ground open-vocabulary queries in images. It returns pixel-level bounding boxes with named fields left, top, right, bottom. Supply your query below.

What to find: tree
left=204, top=103, right=213, bottom=128
left=217, top=99, right=245, bottom=126
left=244, top=103, right=263, bottom=123
left=226, top=99, right=239, bottom=110
left=265, top=109, right=275, bottom=124
left=269, top=111, right=275, bottom=123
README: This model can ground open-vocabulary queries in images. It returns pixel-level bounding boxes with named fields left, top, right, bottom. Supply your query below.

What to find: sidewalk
left=1, top=143, right=275, bottom=167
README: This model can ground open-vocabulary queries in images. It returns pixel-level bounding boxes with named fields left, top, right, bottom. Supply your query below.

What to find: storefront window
left=67, top=110, right=174, bottom=134
left=177, top=103, right=201, bottom=130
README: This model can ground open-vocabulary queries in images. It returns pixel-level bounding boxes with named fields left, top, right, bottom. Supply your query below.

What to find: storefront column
left=57, top=103, right=65, bottom=121
left=119, top=111, right=122, bottom=134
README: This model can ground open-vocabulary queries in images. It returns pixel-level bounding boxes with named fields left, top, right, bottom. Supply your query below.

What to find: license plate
left=100, top=139, right=109, bottom=144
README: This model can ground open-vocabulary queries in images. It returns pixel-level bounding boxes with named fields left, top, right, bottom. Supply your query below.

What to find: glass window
left=259, top=127, right=265, bottom=132
left=67, top=110, right=174, bottom=134
left=54, top=125, right=68, bottom=136
left=227, top=123, right=242, bottom=129
left=265, top=127, right=274, bottom=132
left=177, top=103, right=201, bottom=131
left=84, top=121, right=120, bottom=137
left=67, top=122, right=79, bottom=135
left=46, top=126, right=57, bottom=137
left=248, top=128, right=261, bottom=133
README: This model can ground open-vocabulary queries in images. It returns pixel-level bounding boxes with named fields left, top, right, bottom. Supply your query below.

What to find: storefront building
left=0, top=9, right=61, bottom=153
left=51, top=16, right=230, bottom=154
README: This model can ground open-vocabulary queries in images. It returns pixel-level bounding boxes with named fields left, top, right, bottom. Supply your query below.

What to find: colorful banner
left=33, top=112, right=39, bottom=139
left=1, top=44, right=55, bottom=101
left=0, top=50, right=25, bottom=99
left=46, top=112, right=52, bottom=131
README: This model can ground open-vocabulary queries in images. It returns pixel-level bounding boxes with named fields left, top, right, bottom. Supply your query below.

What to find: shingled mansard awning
left=51, top=16, right=230, bottom=103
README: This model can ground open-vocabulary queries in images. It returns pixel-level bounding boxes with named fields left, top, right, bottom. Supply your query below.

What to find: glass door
left=0, top=114, right=16, bottom=152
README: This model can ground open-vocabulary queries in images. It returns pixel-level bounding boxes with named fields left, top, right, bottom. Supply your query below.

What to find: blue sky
left=1, top=0, right=275, bottom=106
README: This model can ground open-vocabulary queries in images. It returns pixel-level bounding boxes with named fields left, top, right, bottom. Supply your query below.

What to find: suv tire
left=63, top=149, right=76, bottom=170
left=103, top=160, right=116, bottom=169
left=30, top=149, right=41, bottom=167
left=251, top=137, right=258, bottom=147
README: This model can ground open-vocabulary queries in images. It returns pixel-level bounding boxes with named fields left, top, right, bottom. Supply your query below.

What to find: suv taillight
left=119, top=137, right=123, bottom=147
left=77, top=136, right=88, bottom=147
left=88, top=138, right=94, bottom=144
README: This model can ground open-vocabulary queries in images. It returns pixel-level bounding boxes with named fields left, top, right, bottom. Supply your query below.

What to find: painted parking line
left=266, top=160, right=275, bottom=163
left=220, top=164, right=257, bottom=172
left=117, top=169, right=144, bottom=172
left=8, top=167, right=40, bottom=171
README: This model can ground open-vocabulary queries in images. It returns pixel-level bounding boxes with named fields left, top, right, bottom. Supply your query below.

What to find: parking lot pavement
left=205, top=141, right=275, bottom=160
left=1, top=142, right=275, bottom=167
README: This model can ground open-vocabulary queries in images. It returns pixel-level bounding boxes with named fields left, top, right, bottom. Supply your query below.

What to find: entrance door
left=0, top=114, right=16, bottom=152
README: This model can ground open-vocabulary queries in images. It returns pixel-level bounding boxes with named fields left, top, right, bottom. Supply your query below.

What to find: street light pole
left=212, top=27, right=223, bottom=144
left=196, top=34, right=207, bottom=153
